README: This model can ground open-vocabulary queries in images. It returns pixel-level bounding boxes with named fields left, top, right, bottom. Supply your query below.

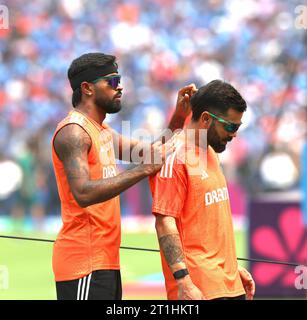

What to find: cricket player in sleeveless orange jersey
left=150, top=80, right=256, bottom=300
left=52, top=52, right=196, bottom=300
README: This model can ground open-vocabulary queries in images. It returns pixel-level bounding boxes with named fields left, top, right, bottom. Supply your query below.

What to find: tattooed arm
left=54, top=124, right=171, bottom=207
left=155, top=214, right=204, bottom=300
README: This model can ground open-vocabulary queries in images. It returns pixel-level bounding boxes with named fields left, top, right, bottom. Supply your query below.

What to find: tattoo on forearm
left=158, top=234, right=185, bottom=266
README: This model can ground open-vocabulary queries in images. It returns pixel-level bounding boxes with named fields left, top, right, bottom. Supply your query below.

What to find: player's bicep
left=53, top=124, right=91, bottom=199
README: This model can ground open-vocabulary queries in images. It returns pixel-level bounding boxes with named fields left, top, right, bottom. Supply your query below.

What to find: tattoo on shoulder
left=158, top=234, right=185, bottom=266
left=54, top=125, right=91, bottom=180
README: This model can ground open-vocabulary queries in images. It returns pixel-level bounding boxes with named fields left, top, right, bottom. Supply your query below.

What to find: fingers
left=179, top=83, right=198, bottom=97
left=184, top=93, right=190, bottom=103
left=249, top=279, right=256, bottom=299
left=245, top=279, right=255, bottom=300
left=167, top=132, right=180, bottom=145
left=246, top=291, right=254, bottom=300
left=187, top=83, right=197, bottom=94
left=163, top=139, right=176, bottom=158
left=239, top=267, right=255, bottom=300
left=152, top=139, right=175, bottom=154
left=152, top=140, right=162, bottom=148
left=152, top=139, right=175, bottom=166
left=239, top=267, right=253, bottom=281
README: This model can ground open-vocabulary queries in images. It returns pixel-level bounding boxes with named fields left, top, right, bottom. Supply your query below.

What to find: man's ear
left=80, top=82, right=93, bottom=96
left=200, top=111, right=211, bottom=129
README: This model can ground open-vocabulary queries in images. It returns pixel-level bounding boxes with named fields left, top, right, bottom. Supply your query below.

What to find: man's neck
left=185, top=121, right=201, bottom=148
left=75, top=102, right=106, bottom=124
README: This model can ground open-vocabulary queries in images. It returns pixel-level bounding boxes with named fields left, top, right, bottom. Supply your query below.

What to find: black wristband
left=173, top=268, right=189, bottom=280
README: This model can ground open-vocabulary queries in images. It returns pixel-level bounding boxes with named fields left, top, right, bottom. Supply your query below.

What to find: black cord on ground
left=0, top=234, right=305, bottom=267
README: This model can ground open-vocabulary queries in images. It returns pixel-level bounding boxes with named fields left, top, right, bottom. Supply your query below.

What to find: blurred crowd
left=0, top=0, right=305, bottom=227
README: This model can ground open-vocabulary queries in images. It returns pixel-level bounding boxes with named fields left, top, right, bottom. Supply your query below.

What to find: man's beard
left=207, top=124, right=227, bottom=153
left=95, top=94, right=122, bottom=114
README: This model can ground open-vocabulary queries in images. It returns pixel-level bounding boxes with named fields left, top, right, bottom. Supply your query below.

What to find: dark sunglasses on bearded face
left=91, top=75, right=121, bottom=90
left=207, top=112, right=241, bottom=133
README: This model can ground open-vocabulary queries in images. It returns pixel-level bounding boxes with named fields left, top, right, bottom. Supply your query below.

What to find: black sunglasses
left=92, top=75, right=121, bottom=90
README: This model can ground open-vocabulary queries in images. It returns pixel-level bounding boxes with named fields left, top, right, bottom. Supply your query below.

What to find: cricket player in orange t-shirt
left=52, top=52, right=196, bottom=300
left=150, top=80, right=256, bottom=300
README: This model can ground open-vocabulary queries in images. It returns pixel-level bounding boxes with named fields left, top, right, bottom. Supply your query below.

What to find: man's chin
left=107, top=106, right=121, bottom=114
left=106, top=102, right=122, bottom=114
left=211, top=143, right=226, bottom=153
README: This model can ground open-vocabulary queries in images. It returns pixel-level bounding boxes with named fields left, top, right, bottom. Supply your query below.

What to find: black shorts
left=213, top=294, right=246, bottom=300
left=56, top=270, right=122, bottom=300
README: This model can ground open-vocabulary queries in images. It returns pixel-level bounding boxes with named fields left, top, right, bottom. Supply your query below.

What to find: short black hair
left=67, top=53, right=116, bottom=107
left=190, top=80, right=247, bottom=121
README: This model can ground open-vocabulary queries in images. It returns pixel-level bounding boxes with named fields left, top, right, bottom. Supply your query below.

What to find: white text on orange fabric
left=205, top=188, right=229, bottom=206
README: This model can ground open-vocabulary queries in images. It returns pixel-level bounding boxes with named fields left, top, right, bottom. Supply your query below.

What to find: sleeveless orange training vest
left=51, top=110, right=121, bottom=281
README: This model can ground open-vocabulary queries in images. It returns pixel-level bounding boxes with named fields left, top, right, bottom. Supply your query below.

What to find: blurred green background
left=0, top=230, right=246, bottom=300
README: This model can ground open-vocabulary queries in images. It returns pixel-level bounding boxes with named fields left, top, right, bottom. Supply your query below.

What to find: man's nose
left=229, top=131, right=237, bottom=138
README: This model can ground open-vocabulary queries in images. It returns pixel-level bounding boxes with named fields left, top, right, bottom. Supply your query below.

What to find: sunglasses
left=207, top=112, right=241, bottom=133
left=92, top=75, right=121, bottom=89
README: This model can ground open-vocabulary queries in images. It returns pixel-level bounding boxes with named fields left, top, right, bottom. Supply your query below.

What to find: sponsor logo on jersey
left=205, top=187, right=229, bottom=206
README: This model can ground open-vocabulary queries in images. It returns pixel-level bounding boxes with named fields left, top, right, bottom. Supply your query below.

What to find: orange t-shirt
left=51, top=110, right=121, bottom=281
left=149, top=135, right=245, bottom=300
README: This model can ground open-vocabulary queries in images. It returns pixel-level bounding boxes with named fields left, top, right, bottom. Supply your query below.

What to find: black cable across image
left=0, top=234, right=305, bottom=267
